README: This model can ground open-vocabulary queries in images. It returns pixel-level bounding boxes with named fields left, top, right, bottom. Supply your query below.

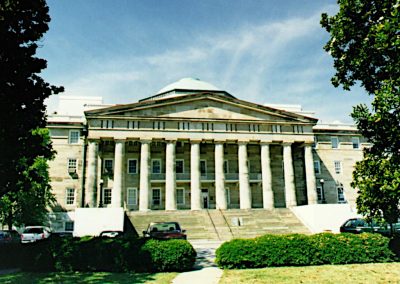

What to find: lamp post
left=99, top=179, right=104, bottom=208
left=320, top=179, right=326, bottom=204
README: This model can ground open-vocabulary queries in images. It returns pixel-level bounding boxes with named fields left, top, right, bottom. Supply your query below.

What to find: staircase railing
left=219, top=209, right=234, bottom=238
left=206, top=209, right=221, bottom=241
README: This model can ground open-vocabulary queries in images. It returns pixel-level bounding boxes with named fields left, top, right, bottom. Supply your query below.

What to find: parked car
left=0, top=230, right=20, bottom=244
left=21, top=226, right=51, bottom=243
left=99, top=230, right=124, bottom=238
left=340, top=218, right=400, bottom=236
left=143, top=222, right=187, bottom=240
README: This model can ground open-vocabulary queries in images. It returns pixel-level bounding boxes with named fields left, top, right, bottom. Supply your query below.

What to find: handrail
left=219, top=209, right=234, bottom=238
left=206, top=209, right=221, bottom=241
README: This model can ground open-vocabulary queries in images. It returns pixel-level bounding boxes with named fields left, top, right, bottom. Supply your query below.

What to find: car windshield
left=149, top=223, right=180, bottom=232
left=23, top=228, right=44, bottom=234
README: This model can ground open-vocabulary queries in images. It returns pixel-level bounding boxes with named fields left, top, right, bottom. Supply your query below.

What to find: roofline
left=139, top=89, right=235, bottom=102
left=85, top=92, right=318, bottom=124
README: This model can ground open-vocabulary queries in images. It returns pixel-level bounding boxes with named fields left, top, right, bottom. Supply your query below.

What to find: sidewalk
left=172, top=240, right=223, bottom=284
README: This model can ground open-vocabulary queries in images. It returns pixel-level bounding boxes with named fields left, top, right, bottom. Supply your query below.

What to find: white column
left=238, top=142, right=251, bottom=209
left=283, top=143, right=297, bottom=207
left=261, top=142, right=274, bottom=209
left=165, top=141, right=177, bottom=210
left=139, top=140, right=151, bottom=211
left=86, top=140, right=99, bottom=207
left=215, top=142, right=227, bottom=209
left=304, top=144, right=318, bottom=204
left=190, top=141, right=202, bottom=210
left=112, top=140, right=125, bottom=208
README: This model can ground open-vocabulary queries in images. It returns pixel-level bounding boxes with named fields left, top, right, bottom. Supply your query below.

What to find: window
left=68, top=130, right=80, bottom=144
left=152, top=188, right=161, bottom=206
left=313, top=160, right=321, bottom=175
left=177, top=188, right=185, bottom=205
left=65, top=188, right=75, bottom=205
left=67, top=158, right=77, bottom=173
left=65, top=222, right=74, bottom=232
left=200, top=160, right=207, bottom=177
left=226, top=188, right=231, bottom=204
left=352, top=137, right=360, bottom=149
left=127, top=188, right=138, bottom=206
left=103, top=188, right=112, bottom=205
left=152, top=159, right=161, bottom=174
left=337, top=186, right=346, bottom=203
left=127, top=159, right=138, bottom=174
left=334, top=161, right=342, bottom=174
left=176, top=160, right=184, bottom=174
left=223, top=160, right=229, bottom=174
left=316, top=186, right=322, bottom=201
left=331, top=137, right=339, bottom=149
left=104, top=159, right=114, bottom=174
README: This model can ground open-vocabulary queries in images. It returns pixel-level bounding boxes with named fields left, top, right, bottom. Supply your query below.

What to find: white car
left=21, top=226, right=51, bottom=243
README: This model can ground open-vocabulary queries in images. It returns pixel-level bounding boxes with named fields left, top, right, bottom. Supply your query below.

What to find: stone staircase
left=126, top=208, right=309, bottom=241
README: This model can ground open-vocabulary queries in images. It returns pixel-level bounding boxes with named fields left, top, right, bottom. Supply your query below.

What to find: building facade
left=47, top=78, right=367, bottom=230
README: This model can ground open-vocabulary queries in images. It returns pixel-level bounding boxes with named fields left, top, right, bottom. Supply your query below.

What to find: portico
left=85, top=138, right=318, bottom=211
left=83, top=78, right=319, bottom=211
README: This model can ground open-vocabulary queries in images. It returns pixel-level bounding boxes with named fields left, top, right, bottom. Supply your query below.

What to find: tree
left=321, top=0, right=400, bottom=226
left=0, top=129, right=56, bottom=228
left=0, top=1, right=62, bottom=226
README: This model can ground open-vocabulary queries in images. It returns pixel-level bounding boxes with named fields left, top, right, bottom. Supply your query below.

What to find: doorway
left=201, top=189, right=209, bottom=209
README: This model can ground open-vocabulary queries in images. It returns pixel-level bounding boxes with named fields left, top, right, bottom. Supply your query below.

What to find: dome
left=156, top=77, right=221, bottom=95
left=139, top=77, right=234, bottom=102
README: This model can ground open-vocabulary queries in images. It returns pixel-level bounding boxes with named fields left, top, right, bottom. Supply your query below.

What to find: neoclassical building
left=47, top=78, right=367, bottom=230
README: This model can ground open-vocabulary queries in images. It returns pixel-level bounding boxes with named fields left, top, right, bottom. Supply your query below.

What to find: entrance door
left=201, top=189, right=209, bottom=209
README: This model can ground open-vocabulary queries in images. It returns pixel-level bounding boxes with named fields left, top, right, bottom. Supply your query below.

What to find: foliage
left=0, top=129, right=55, bottom=227
left=142, top=239, right=197, bottom=272
left=0, top=0, right=63, bottom=205
left=321, top=1, right=400, bottom=225
left=0, top=236, right=196, bottom=273
left=215, top=233, right=396, bottom=269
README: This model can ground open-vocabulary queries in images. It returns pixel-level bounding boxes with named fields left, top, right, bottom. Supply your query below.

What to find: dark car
left=0, top=230, right=20, bottom=244
left=143, top=222, right=187, bottom=240
left=340, top=218, right=399, bottom=236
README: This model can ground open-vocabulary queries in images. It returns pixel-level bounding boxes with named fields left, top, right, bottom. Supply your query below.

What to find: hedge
left=216, top=233, right=398, bottom=269
left=0, top=236, right=196, bottom=272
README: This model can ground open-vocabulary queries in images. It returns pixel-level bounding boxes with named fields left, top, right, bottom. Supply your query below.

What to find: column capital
left=302, top=142, right=314, bottom=147
left=165, top=139, right=177, bottom=144
left=214, top=139, right=226, bottom=145
left=140, top=139, right=152, bottom=144
left=260, top=140, right=273, bottom=145
left=282, top=141, right=294, bottom=146
left=114, top=139, right=126, bottom=143
left=190, top=139, right=202, bottom=144
left=237, top=140, right=250, bottom=145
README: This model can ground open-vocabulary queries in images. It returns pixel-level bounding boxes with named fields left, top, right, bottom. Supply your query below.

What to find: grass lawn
left=0, top=271, right=178, bottom=284
left=220, top=263, right=400, bottom=284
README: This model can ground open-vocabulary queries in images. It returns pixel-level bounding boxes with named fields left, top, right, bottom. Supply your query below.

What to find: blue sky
left=40, top=0, right=371, bottom=123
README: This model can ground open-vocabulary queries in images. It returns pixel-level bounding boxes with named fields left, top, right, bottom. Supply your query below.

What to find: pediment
left=86, top=94, right=317, bottom=124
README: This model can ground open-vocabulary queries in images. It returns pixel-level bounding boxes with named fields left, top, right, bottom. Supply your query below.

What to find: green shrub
left=142, top=239, right=196, bottom=272
left=1, top=236, right=196, bottom=273
left=216, top=233, right=397, bottom=269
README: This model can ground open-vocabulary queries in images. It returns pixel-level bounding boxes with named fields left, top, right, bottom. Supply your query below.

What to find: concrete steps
left=126, top=208, right=309, bottom=240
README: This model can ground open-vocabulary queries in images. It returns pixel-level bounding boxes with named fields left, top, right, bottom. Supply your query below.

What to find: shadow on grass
left=0, top=271, right=173, bottom=284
